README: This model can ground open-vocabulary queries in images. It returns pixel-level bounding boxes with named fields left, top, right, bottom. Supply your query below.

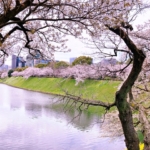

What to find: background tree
left=35, top=63, right=48, bottom=68
left=72, top=56, right=93, bottom=66
left=54, top=61, right=69, bottom=69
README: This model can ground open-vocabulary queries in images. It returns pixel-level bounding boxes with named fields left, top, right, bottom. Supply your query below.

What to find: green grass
left=3, top=77, right=120, bottom=102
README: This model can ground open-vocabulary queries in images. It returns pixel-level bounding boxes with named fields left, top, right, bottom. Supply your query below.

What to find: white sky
left=54, top=36, right=90, bottom=62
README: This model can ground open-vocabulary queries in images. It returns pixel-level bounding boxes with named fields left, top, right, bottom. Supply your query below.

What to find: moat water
left=0, top=84, right=125, bottom=150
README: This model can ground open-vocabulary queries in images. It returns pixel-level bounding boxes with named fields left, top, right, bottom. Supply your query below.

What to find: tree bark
left=116, top=92, right=139, bottom=150
left=109, top=27, right=146, bottom=150
left=0, top=0, right=33, bottom=28
left=128, top=89, right=134, bottom=102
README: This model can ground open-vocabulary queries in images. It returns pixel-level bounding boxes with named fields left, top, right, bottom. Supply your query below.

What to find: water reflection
left=44, top=103, right=101, bottom=130
left=0, top=84, right=125, bottom=150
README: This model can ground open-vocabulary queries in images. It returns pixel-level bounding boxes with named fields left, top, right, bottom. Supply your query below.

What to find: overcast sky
left=54, top=36, right=90, bottom=62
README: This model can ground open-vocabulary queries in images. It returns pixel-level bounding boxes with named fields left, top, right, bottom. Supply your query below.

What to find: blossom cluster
left=1, top=63, right=132, bottom=85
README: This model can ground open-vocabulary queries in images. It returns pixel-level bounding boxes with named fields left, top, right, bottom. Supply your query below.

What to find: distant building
left=16, top=57, right=26, bottom=67
left=12, top=55, right=17, bottom=69
left=0, top=64, right=8, bottom=71
left=34, top=59, right=40, bottom=66
left=70, top=57, right=76, bottom=64
left=11, top=52, right=51, bottom=68
left=100, top=58, right=117, bottom=66
left=11, top=55, right=26, bottom=69
left=26, top=54, right=34, bottom=67
left=26, top=53, right=50, bottom=67
left=34, top=59, right=50, bottom=65
left=40, top=59, right=50, bottom=64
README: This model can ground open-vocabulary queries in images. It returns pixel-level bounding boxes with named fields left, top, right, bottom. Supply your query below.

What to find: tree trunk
left=116, top=92, right=139, bottom=150
left=115, top=53, right=145, bottom=150
left=128, top=89, right=134, bottom=102
left=109, top=27, right=146, bottom=150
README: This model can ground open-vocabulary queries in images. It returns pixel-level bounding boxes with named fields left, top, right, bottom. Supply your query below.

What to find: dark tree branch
left=59, top=92, right=116, bottom=110
left=0, top=0, right=34, bottom=28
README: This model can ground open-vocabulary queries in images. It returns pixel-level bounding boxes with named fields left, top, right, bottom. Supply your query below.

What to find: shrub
left=8, top=69, right=14, bottom=77
left=34, top=63, right=48, bottom=68
left=15, top=66, right=28, bottom=72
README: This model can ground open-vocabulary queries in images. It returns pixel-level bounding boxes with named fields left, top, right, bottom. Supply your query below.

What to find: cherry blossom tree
left=1, top=71, right=8, bottom=78
left=0, top=0, right=150, bottom=149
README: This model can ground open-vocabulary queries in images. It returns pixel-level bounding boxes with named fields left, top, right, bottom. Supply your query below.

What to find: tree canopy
left=0, top=1, right=150, bottom=150
left=54, top=61, right=69, bottom=69
left=0, top=0, right=148, bottom=63
left=72, top=56, right=93, bottom=65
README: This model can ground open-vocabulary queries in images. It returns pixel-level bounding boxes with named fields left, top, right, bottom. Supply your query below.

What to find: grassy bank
left=2, top=77, right=120, bottom=102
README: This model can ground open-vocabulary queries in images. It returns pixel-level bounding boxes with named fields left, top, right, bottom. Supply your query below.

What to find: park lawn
left=3, top=77, right=120, bottom=102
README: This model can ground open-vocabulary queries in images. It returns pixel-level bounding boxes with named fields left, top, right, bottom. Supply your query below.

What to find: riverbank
left=1, top=77, right=120, bottom=102
left=0, top=77, right=121, bottom=115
